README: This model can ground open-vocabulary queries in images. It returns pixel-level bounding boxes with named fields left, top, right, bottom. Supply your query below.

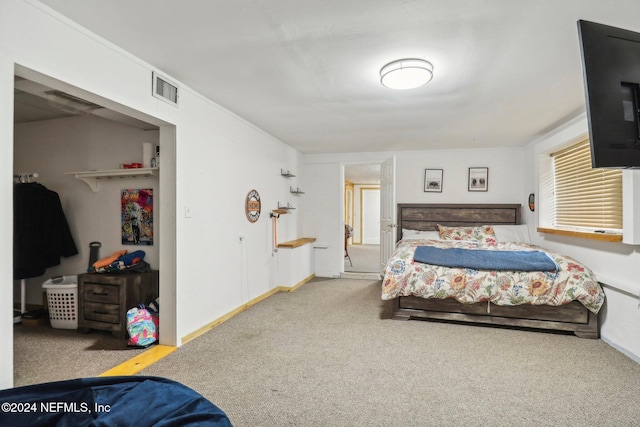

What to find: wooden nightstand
left=77, top=271, right=159, bottom=339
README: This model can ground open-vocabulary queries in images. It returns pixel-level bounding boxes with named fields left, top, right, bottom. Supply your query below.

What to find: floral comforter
left=381, top=239, right=605, bottom=313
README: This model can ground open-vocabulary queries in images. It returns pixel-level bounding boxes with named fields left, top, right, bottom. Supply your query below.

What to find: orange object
left=93, top=250, right=127, bottom=268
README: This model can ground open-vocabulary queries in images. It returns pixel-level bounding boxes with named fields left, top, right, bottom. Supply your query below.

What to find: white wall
left=0, top=0, right=301, bottom=388
left=526, top=114, right=640, bottom=363
left=394, top=147, right=525, bottom=204
left=14, top=115, right=160, bottom=303
left=300, top=162, right=342, bottom=278
left=303, top=147, right=527, bottom=278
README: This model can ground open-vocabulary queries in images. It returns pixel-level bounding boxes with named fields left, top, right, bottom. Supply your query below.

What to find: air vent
left=45, top=90, right=102, bottom=115
left=152, top=71, right=179, bottom=106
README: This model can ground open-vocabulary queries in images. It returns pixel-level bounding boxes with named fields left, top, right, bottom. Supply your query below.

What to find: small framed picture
left=468, top=167, right=488, bottom=192
left=424, top=169, right=443, bottom=192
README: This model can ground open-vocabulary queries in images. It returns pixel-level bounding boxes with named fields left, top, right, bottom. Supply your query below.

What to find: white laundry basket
left=43, top=275, right=78, bottom=329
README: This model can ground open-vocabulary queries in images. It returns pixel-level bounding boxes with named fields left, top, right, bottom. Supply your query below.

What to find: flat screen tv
left=577, top=20, right=640, bottom=168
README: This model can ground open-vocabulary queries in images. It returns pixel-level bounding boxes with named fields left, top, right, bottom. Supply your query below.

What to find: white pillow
left=402, top=229, right=440, bottom=240
left=491, top=225, right=531, bottom=244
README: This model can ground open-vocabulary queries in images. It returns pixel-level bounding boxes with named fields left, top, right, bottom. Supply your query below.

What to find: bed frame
left=390, top=203, right=599, bottom=338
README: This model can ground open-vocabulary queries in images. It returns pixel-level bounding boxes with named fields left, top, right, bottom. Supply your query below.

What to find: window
left=550, top=138, right=622, bottom=231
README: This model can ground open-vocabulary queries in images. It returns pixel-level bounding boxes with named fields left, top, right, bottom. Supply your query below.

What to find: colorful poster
left=122, top=189, right=153, bottom=245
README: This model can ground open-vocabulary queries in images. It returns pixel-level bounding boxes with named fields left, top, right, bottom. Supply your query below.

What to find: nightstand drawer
left=83, top=284, right=119, bottom=304
left=84, top=302, right=120, bottom=324
left=78, top=270, right=159, bottom=338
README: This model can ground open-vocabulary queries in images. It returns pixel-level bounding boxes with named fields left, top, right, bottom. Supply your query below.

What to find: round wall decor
left=245, top=189, right=261, bottom=223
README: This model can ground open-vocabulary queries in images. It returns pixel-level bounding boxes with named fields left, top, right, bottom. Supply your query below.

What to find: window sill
left=537, top=227, right=622, bottom=243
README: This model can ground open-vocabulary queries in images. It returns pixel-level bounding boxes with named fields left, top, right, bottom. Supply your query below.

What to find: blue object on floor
left=0, top=376, right=232, bottom=426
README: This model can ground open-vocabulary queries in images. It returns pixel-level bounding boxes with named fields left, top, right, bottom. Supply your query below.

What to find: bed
left=381, top=203, right=604, bottom=338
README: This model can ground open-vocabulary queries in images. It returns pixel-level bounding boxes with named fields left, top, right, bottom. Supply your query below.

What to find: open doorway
left=344, top=164, right=381, bottom=275
left=12, top=67, right=177, bottom=386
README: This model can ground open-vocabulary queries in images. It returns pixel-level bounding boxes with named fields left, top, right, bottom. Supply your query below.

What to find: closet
left=13, top=75, right=161, bottom=383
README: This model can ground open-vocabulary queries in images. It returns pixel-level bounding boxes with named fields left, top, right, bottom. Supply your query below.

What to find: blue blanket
left=413, top=246, right=558, bottom=272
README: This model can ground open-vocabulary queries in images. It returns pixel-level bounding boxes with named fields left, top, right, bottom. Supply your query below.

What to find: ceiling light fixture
left=380, top=58, right=433, bottom=90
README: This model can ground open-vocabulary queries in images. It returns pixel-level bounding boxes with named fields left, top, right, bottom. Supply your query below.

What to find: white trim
left=601, top=336, right=640, bottom=364
left=598, top=276, right=640, bottom=299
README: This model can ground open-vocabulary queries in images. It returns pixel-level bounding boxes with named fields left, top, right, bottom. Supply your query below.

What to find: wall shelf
left=277, top=237, right=316, bottom=249
left=272, top=202, right=296, bottom=217
left=290, top=186, right=305, bottom=194
left=280, top=169, right=296, bottom=178
left=66, top=168, right=159, bottom=192
left=278, top=202, right=296, bottom=210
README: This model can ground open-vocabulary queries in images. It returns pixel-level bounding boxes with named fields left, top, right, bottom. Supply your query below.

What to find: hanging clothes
left=13, top=183, right=78, bottom=279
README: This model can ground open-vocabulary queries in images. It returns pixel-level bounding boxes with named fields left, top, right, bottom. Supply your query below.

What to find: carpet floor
left=138, top=278, right=640, bottom=427
left=344, top=244, right=380, bottom=273
left=13, top=323, right=146, bottom=387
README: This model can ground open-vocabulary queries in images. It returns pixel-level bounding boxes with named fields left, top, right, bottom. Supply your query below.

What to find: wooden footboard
left=391, top=297, right=599, bottom=338
left=390, top=203, right=601, bottom=339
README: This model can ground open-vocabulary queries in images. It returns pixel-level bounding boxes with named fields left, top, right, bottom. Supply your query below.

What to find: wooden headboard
left=396, top=203, right=521, bottom=241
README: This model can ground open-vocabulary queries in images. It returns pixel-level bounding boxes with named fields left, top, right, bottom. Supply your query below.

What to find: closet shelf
left=66, top=168, right=159, bottom=192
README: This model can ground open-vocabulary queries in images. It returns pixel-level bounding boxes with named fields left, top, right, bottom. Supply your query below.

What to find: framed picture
left=468, top=167, right=488, bottom=192
left=121, top=189, right=154, bottom=245
left=424, top=169, right=443, bottom=192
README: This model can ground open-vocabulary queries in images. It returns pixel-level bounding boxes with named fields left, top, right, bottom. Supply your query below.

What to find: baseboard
left=277, top=274, right=316, bottom=292
left=181, top=274, right=315, bottom=345
left=601, top=336, right=640, bottom=364
left=341, top=272, right=382, bottom=280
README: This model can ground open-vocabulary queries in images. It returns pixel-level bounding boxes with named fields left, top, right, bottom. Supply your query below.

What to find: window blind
left=552, top=138, right=622, bottom=230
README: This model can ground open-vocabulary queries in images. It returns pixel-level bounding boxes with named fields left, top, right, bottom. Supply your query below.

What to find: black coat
left=13, top=183, right=78, bottom=279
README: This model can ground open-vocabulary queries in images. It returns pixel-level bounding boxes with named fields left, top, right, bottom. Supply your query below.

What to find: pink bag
left=126, top=305, right=159, bottom=347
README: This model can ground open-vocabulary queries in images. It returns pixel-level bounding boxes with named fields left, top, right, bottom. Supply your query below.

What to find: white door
left=379, top=156, right=396, bottom=269
left=362, top=189, right=380, bottom=244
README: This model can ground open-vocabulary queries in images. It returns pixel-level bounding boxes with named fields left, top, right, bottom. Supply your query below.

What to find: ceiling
left=14, top=76, right=157, bottom=130
left=345, top=164, right=381, bottom=185
left=33, top=1, right=640, bottom=155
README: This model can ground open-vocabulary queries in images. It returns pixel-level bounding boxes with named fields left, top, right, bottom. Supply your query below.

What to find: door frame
left=12, top=65, right=178, bottom=350
left=379, top=156, right=396, bottom=270
left=341, top=161, right=393, bottom=273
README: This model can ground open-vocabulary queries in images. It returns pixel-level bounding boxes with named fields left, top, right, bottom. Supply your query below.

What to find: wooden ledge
left=537, top=227, right=622, bottom=242
left=277, top=237, right=317, bottom=248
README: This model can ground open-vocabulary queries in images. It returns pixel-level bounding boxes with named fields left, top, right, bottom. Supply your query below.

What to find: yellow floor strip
left=99, top=274, right=315, bottom=376
left=99, top=344, right=177, bottom=377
